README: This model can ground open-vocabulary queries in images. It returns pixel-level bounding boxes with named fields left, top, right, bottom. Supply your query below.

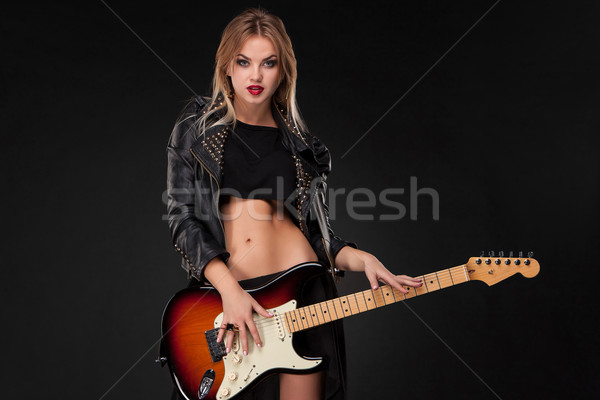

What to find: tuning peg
left=509, top=251, right=514, bottom=258
left=499, top=251, right=504, bottom=257
left=528, top=251, right=534, bottom=258
left=489, top=250, right=495, bottom=257
left=519, top=251, right=523, bottom=258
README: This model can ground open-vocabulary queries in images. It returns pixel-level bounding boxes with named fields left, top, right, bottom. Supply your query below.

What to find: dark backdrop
left=2, top=1, right=598, bottom=399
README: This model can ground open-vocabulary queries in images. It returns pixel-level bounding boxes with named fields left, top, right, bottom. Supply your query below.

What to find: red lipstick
left=247, top=85, right=264, bottom=95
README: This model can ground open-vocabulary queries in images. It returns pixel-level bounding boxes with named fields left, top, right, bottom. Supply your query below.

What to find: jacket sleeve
left=166, top=97, right=230, bottom=282
left=306, top=133, right=358, bottom=264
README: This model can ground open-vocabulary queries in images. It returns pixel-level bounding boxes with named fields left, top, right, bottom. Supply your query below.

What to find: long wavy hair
left=191, top=7, right=308, bottom=140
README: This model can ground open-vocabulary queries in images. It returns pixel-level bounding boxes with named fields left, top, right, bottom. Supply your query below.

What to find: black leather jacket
left=166, top=93, right=357, bottom=283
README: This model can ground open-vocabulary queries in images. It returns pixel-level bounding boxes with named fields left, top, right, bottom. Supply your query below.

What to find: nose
left=250, top=65, right=262, bottom=82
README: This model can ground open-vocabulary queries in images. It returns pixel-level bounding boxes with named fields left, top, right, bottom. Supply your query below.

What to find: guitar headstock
left=466, top=251, right=540, bottom=286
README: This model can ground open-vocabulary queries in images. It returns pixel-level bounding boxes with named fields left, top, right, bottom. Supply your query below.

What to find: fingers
left=246, top=301, right=272, bottom=351
left=238, top=324, right=248, bottom=356
left=225, top=328, right=234, bottom=353
left=398, top=275, right=424, bottom=287
left=246, top=318, right=262, bottom=351
left=385, top=272, right=410, bottom=294
left=365, top=268, right=380, bottom=290
left=217, top=325, right=224, bottom=343
left=253, top=301, right=274, bottom=319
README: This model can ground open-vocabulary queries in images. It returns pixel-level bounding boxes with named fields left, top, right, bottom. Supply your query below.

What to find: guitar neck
left=283, top=265, right=470, bottom=333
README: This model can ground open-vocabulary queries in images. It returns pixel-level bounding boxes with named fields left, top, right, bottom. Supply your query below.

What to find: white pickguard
left=212, top=299, right=322, bottom=399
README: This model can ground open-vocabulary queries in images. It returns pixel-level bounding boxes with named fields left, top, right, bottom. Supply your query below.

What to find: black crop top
left=220, top=119, right=296, bottom=201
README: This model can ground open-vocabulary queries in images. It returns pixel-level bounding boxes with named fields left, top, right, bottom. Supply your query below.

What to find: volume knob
left=232, top=354, right=242, bottom=364
left=219, top=387, right=230, bottom=397
left=228, top=372, right=238, bottom=381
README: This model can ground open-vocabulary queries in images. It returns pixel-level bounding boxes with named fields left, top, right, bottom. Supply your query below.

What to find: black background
left=2, top=1, right=599, bottom=399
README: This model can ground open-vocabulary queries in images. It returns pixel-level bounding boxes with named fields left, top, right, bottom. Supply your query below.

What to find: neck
left=283, top=264, right=471, bottom=333
left=233, top=96, right=275, bottom=126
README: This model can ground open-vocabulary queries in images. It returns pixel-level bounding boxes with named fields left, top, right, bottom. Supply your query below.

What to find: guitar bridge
left=205, top=328, right=227, bottom=362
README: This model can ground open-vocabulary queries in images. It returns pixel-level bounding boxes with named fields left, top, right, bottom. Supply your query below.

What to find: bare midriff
left=219, top=195, right=319, bottom=281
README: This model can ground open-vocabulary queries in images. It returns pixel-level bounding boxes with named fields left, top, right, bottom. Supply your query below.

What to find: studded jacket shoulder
left=166, top=94, right=357, bottom=283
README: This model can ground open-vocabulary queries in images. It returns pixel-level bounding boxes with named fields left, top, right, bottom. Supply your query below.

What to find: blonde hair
left=192, top=7, right=308, bottom=140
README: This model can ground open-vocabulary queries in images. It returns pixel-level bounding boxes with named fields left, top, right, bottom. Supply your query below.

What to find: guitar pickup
left=205, top=328, right=227, bottom=362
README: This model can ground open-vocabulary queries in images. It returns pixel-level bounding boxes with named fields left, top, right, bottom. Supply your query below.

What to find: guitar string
left=248, top=274, right=465, bottom=331
left=241, top=270, right=468, bottom=331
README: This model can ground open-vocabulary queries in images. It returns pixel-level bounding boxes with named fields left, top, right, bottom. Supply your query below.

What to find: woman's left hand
left=334, top=246, right=423, bottom=293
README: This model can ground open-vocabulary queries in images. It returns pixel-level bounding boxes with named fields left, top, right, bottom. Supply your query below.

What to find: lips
left=247, top=85, right=264, bottom=95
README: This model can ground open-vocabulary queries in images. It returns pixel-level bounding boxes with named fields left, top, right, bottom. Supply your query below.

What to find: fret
left=363, top=290, right=374, bottom=309
left=422, top=275, right=430, bottom=293
left=340, top=296, right=352, bottom=316
left=308, top=304, right=321, bottom=325
left=327, top=299, right=338, bottom=319
left=414, top=276, right=428, bottom=296
left=305, top=307, right=315, bottom=327
left=424, top=272, right=441, bottom=292
left=448, top=268, right=455, bottom=285
left=318, top=302, right=330, bottom=323
left=327, top=300, right=340, bottom=319
left=332, top=298, right=344, bottom=319
left=389, top=285, right=398, bottom=302
left=392, top=286, right=407, bottom=301
left=437, top=270, right=453, bottom=289
left=290, top=310, right=300, bottom=332
left=380, top=285, right=394, bottom=305
left=362, top=291, right=375, bottom=310
left=450, top=267, right=467, bottom=285
left=372, top=287, right=385, bottom=307
left=434, top=271, right=442, bottom=289
left=284, top=310, right=294, bottom=333
left=298, top=307, right=309, bottom=329
left=404, top=286, right=417, bottom=299
left=350, top=293, right=362, bottom=313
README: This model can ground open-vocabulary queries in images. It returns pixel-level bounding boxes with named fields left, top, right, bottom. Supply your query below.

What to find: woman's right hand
left=216, top=285, right=274, bottom=355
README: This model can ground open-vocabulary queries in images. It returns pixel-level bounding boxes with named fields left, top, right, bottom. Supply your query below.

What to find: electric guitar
left=160, top=252, right=540, bottom=400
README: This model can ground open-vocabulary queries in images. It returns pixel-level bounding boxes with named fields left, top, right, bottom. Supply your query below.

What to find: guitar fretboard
left=283, top=265, right=470, bottom=333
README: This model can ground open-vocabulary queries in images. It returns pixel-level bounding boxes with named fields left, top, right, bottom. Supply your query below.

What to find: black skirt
left=169, top=264, right=347, bottom=400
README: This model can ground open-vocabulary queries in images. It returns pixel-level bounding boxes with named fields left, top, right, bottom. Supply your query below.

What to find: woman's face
left=227, top=35, right=280, bottom=107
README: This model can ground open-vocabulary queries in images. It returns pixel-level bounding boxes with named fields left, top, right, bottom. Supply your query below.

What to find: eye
left=264, top=60, right=277, bottom=68
left=236, top=59, right=249, bottom=66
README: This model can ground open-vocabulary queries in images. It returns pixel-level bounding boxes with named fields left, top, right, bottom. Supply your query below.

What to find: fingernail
left=216, top=338, right=220, bottom=343
left=226, top=347, right=230, bottom=353
left=373, top=285, right=378, bottom=290
left=268, top=312, right=274, bottom=317
left=257, top=343, right=262, bottom=348
left=243, top=350, right=248, bottom=356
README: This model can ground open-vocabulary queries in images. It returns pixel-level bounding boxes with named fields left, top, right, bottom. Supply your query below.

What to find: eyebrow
left=236, top=53, right=277, bottom=61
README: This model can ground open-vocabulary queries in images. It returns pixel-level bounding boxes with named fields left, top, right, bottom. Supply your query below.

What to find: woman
left=166, top=7, right=422, bottom=400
